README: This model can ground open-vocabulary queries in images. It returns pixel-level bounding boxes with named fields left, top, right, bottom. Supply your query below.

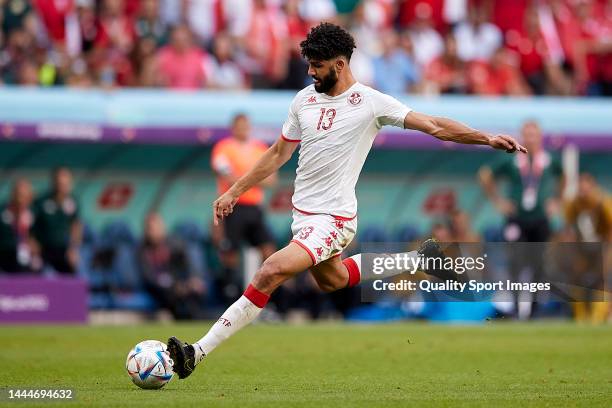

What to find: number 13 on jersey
left=317, top=108, right=336, bottom=130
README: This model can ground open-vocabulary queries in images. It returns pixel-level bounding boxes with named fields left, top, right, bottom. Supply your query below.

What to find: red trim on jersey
left=290, top=239, right=316, bottom=265
left=281, top=134, right=300, bottom=143
left=293, top=205, right=357, bottom=221
left=343, top=257, right=361, bottom=287
left=243, top=284, right=270, bottom=308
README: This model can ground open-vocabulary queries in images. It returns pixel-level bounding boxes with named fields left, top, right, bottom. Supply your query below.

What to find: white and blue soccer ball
left=126, top=340, right=174, bottom=389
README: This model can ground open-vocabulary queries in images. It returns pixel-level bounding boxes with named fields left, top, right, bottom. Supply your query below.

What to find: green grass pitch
left=2, top=322, right=611, bottom=407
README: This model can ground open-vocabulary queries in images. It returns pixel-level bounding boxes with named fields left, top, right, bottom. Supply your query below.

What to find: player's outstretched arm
left=404, top=111, right=527, bottom=154
left=213, top=137, right=298, bottom=225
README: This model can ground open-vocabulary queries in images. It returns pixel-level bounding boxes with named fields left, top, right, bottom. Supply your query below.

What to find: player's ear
left=335, top=57, right=345, bottom=72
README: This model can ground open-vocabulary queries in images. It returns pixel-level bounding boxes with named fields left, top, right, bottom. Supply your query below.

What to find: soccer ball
left=126, top=340, right=174, bottom=389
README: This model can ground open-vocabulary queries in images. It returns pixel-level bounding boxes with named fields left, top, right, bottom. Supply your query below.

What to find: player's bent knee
left=252, top=259, right=286, bottom=292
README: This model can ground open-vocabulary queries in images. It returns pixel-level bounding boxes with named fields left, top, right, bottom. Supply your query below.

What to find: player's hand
left=213, top=191, right=238, bottom=226
left=489, top=135, right=527, bottom=154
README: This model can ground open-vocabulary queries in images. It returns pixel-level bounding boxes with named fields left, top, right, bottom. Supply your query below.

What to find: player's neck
left=325, top=75, right=357, bottom=97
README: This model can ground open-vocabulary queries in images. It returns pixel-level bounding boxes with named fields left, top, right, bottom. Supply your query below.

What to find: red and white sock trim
left=343, top=257, right=361, bottom=287
left=243, top=284, right=270, bottom=308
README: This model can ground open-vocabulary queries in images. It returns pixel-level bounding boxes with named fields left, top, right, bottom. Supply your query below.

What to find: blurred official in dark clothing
left=31, top=167, right=82, bottom=274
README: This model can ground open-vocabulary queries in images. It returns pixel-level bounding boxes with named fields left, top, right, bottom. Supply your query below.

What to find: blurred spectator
left=130, top=35, right=158, bottom=87
left=88, top=45, right=134, bottom=87
left=562, top=173, right=611, bottom=323
left=398, top=0, right=447, bottom=32
left=505, top=6, right=550, bottom=94
left=299, top=0, right=338, bottom=26
left=84, top=0, right=135, bottom=87
left=154, top=24, right=206, bottom=89
left=569, top=0, right=612, bottom=95
left=180, top=0, right=216, bottom=46
left=0, top=12, right=41, bottom=85
left=407, top=10, right=444, bottom=68
left=0, top=178, right=37, bottom=273
left=372, top=29, right=420, bottom=94
left=174, top=0, right=244, bottom=46
left=18, top=59, right=40, bottom=86
left=211, top=113, right=277, bottom=303
left=479, top=120, right=563, bottom=242
left=479, top=120, right=563, bottom=318
left=205, top=33, right=246, bottom=89
left=134, top=0, right=168, bottom=46
left=31, top=167, right=82, bottom=274
left=33, top=0, right=78, bottom=49
left=453, top=3, right=501, bottom=61
left=349, top=0, right=394, bottom=57
left=2, top=0, right=33, bottom=36
left=64, top=57, right=95, bottom=87
left=564, top=173, right=612, bottom=242
left=424, top=33, right=467, bottom=94
left=278, top=0, right=309, bottom=89
left=467, top=47, right=531, bottom=95
left=501, top=4, right=573, bottom=96
left=95, top=0, right=135, bottom=53
left=241, top=0, right=288, bottom=88
left=76, top=0, right=98, bottom=52
left=139, top=212, right=207, bottom=320
left=443, top=0, right=469, bottom=26
left=489, top=0, right=530, bottom=34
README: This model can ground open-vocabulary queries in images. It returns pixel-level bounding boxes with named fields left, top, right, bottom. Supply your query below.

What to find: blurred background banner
left=1, top=90, right=612, bottom=149
left=0, top=275, right=87, bottom=323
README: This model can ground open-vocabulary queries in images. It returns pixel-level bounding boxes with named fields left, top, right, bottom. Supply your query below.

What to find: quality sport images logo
left=358, top=242, right=607, bottom=303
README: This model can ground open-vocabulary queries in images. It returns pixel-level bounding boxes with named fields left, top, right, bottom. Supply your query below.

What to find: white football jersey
left=281, top=82, right=412, bottom=218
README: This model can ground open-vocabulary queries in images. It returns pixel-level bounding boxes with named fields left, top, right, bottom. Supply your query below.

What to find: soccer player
left=168, top=22, right=526, bottom=378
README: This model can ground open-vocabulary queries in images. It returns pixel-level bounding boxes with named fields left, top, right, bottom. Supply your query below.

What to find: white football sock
left=193, top=295, right=263, bottom=363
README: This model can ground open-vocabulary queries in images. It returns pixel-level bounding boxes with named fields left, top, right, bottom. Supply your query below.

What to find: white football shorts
left=290, top=209, right=357, bottom=265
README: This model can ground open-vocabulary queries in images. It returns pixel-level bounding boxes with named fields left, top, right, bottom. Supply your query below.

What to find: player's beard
left=313, top=68, right=338, bottom=93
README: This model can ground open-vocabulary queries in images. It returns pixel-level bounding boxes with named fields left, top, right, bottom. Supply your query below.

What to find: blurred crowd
left=1, top=0, right=612, bottom=95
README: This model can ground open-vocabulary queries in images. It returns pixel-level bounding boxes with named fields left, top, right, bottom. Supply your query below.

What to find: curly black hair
left=300, top=22, right=356, bottom=61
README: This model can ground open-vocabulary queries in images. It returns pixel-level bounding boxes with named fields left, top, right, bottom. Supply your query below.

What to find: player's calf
left=310, top=256, right=356, bottom=292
